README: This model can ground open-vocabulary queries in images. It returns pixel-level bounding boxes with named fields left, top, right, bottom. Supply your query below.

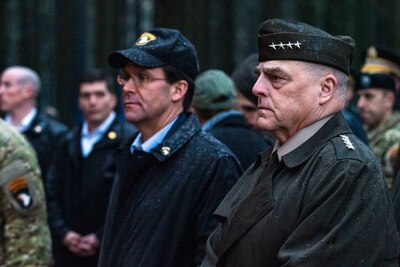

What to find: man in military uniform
left=201, top=19, right=399, bottom=266
left=0, top=118, right=51, bottom=266
left=361, top=46, right=400, bottom=110
left=356, top=73, right=400, bottom=189
left=0, top=66, right=68, bottom=183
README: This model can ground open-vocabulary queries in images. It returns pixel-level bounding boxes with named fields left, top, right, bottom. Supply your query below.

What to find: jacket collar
left=281, top=112, right=352, bottom=168
left=150, top=112, right=201, bottom=161
left=215, top=112, right=352, bottom=260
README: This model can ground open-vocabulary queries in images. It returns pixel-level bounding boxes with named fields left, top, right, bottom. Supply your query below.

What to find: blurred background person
left=46, top=69, right=136, bottom=267
left=361, top=46, right=400, bottom=110
left=0, top=118, right=51, bottom=266
left=342, top=70, right=369, bottom=144
left=356, top=72, right=400, bottom=189
left=0, top=66, right=68, bottom=183
left=192, top=69, right=270, bottom=169
left=231, top=53, right=275, bottom=145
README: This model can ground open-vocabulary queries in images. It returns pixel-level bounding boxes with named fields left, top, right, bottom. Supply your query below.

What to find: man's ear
left=171, top=80, right=188, bottom=103
left=386, top=91, right=396, bottom=106
left=319, top=74, right=337, bottom=105
left=22, top=85, right=36, bottom=100
left=110, top=93, right=118, bottom=109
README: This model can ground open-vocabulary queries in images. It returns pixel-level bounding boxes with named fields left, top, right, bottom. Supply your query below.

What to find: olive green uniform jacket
left=202, top=113, right=399, bottom=267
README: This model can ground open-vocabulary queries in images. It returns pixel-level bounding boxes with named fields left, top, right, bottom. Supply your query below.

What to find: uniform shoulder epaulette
left=331, top=134, right=365, bottom=162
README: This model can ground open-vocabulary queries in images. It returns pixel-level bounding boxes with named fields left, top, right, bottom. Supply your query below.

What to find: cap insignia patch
left=367, top=46, right=378, bottom=58
left=135, top=32, right=157, bottom=46
left=340, top=135, right=355, bottom=150
left=269, top=41, right=301, bottom=50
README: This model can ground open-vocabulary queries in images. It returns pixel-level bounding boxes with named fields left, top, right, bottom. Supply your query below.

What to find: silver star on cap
left=286, top=42, right=293, bottom=49
left=278, top=42, right=285, bottom=49
left=340, top=135, right=355, bottom=150
left=269, top=43, right=277, bottom=50
left=294, top=41, right=302, bottom=49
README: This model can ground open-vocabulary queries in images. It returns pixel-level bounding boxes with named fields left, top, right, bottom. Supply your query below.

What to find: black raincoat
left=98, top=112, right=242, bottom=267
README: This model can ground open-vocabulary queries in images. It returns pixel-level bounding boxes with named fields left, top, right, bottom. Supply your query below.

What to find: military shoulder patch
left=0, top=160, right=39, bottom=212
left=7, top=176, right=33, bottom=209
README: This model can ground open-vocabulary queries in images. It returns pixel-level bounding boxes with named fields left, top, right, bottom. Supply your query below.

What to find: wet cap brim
left=108, top=49, right=166, bottom=69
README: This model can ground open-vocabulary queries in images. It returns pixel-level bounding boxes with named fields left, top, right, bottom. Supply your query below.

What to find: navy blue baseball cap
left=108, top=28, right=200, bottom=80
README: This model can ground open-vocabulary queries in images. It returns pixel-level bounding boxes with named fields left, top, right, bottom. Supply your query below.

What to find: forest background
left=1, top=0, right=398, bottom=126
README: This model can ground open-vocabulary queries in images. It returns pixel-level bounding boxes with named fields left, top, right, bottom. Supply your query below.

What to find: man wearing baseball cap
left=202, top=19, right=399, bottom=266
left=98, top=28, right=242, bottom=267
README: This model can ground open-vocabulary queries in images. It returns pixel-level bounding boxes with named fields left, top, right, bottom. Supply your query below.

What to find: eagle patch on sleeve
left=7, top=176, right=33, bottom=209
left=0, top=160, right=39, bottom=212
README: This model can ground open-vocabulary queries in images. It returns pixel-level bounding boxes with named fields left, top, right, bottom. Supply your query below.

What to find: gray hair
left=6, top=66, right=41, bottom=96
left=302, top=62, right=348, bottom=102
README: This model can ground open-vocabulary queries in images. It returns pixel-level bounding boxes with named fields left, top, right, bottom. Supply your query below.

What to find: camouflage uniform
left=368, top=112, right=400, bottom=189
left=0, top=119, right=51, bottom=266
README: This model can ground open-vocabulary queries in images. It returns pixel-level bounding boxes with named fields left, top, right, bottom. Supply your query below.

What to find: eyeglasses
left=116, top=70, right=169, bottom=87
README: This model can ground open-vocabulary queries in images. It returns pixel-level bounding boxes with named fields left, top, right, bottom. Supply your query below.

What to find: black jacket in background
left=46, top=117, right=137, bottom=267
left=98, top=112, right=242, bottom=267
left=205, top=112, right=272, bottom=169
left=22, top=112, right=68, bottom=182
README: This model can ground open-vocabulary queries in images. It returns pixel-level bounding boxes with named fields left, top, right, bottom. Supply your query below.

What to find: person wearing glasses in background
left=98, top=28, right=242, bottom=267
left=46, top=69, right=136, bottom=267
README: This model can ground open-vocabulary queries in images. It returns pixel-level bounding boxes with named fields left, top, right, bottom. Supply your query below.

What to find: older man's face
left=252, top=60, right=322, bottom=142
left=0, top=70, right=28, bottom=112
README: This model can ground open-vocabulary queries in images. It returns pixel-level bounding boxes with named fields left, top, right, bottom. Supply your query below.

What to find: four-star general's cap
left=257, top=19, right=355, bottom=75
left=108, top=28, right=200, bottom=80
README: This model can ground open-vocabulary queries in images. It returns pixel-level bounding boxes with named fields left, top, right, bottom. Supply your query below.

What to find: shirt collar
left=5, top=107, right=37, bottom=132
left=274, top=115, right=333, bottom=160
left=202, top=110, right=241, bottom=132
left=81, top=111, right=116, bottom=137
left=130, top=116, right=179, bottom=154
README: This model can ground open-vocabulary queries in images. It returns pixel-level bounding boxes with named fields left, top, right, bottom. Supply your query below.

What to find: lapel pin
left=161, top=146, right=170, bottom=156
left=108, top=131, right=117, bottom=139
left=33, top=125, right=42, bottom=134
